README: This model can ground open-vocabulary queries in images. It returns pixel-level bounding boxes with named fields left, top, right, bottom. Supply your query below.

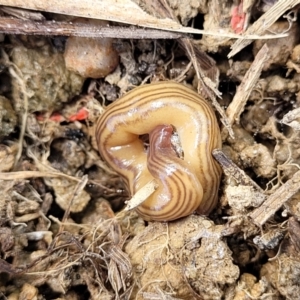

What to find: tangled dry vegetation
left=1, top=0, right=300, bottom=299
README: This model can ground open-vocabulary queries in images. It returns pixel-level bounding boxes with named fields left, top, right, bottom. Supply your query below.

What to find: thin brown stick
left=249, top=170, right=300, bottom=226
left=0, top=17, right=184, bottom=39
left=212, top=149, right=264, bottom=193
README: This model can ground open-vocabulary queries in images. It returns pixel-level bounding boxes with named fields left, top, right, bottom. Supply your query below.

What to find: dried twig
left=0, top=17, right=185, bottom=39
left=212, top=149, right=264, bottom=194
left=0, top=0, right=288, bottom=38
left=228, top=0, right=300, bottom=57
left=222, top=44, right=269, bottom=139
left=249, top=170, right=300, bottom=226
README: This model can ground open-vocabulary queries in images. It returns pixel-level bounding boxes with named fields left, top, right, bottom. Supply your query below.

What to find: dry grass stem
left=58, top=175, right=88, bottom=234
left=0, top=171, right=82, bottom=181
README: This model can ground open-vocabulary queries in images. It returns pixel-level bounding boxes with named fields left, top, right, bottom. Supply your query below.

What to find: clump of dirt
left=126, top=215, right=239, bottom=299
left=9, top=35, right=84, bottom=113
left=0, top=95, right=17, bottom=139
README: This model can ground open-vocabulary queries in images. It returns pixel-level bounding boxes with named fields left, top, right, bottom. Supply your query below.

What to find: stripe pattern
left=96, top=81, right=222, bottom=221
